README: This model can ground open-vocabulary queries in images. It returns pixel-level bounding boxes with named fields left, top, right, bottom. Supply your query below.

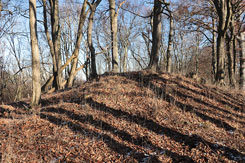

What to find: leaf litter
left=0, top=71, right=245, bottom=162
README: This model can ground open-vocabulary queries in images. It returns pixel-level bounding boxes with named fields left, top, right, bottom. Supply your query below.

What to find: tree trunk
left=105, top=52, right=111, bottom=71
left=166, top=13, right=173, bottom=73
left=212, top=17, right=217, bottom=82
left=29, top=0, right=41, bottom=106
left=87, top=0, right=101, bottom=79
left=226, top=33, right=235, bottom=88
left=233, top=35, right=237, bottom=75
left=42, top=0, right=62, bottom=90
left=239, top=30, right=245, bottom=90
left=123, top=42, right=128, bottom=72
left=109, top=0, right=119, bottom=72
left=213, top=0, right=232, bottom=86
left=148, top=0, right=162, bottom=71
left=50, top=0, right=62, bottom=90
left=216, top=33, right=226, bottom=85
left=42, top=0, right=56, bottom=91
left=0, top=0, right=2, bottom=16
left=0, top=61, right=5, bottom=103
left=66, top=0, right=88, bottom=87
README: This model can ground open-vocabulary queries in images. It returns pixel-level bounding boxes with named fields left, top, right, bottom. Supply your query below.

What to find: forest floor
left=0, top=71, right=245, bottom=162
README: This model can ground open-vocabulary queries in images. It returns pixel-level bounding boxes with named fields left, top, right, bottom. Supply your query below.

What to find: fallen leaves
left=0, top=71, right=244, bottom=162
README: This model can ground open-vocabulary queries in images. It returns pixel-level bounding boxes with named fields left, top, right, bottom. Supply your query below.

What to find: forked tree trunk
left=213, top=0, right=232, bottom=86
left=87, top=0, right=101, bottom=79
left=29, top=0, right=41, bottom=106
left=50, top=0, right=62, bottom=90
left=42, top=0, right=62, bottom=90
left=42, top=0, right=88, bottom=90
left=67, top=0, right=88, bottom=87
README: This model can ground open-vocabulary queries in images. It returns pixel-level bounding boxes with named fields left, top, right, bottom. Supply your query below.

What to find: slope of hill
left=0, top=71, right=245, bottom=162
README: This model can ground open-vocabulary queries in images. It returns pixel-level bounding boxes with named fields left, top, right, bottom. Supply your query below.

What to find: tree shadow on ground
left=118, top=72, right=238, bottom=132
left=39, top=71, right=244, bottom=161
left=9, top=101, right=30, bottom=110
left=172, top=83, right=245, bottom=117
left=83, top=98, right=244, bottom=161
left=174, top=76, right=244, bottom=113
left=40, top=107, right=194, bottom=162
left=0, top=105, right=32, bottom=119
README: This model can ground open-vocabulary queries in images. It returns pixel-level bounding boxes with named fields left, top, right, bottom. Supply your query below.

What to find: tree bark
left=67, top=0, right=88, bottom=87
left=239, top=30, right=245, bottom=90
left=123, top=42, right=128, bottom=72
left=87, top=0, right=101, bottom=79
left=195, top=37, right=200, bottom=74
left=166, top=13, right=173, bottom=73
left=29, top=0, right=41, bottom=106
left=0, top=0, right=2, bottom=15
left=42, top=0, right=88, bottom=90
left=42, top=0, right=62, bottom=90
left=212, top=16, right=217, bottom=82
left=50, top=0, right=62, bottom=90
left=226, top=32, right=235, bottom=88
left=109, top=0, right=119, bottom=72
left=148, top=0, right=162, bottom=71
left=216, top=33, right=226, bottom=85
left=233, top=34, right=237, bottom=75
left=213, top=0, right=232, bottom=86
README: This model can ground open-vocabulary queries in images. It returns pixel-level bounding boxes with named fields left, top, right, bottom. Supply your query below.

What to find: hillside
left=0, top=71, right=245, bottom=162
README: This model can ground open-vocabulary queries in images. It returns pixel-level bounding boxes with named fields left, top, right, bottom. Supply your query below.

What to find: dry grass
left=0, top=71, right=245, bottom=162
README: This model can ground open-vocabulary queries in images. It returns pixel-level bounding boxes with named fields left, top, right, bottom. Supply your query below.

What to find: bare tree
left=0, top=0, right=16, bottom=39
left=29, top=0, right=41, bottom=105
left=66, top=0, right=88, bottom=87
left=109, top=0, right=125, bottom=72
left=42, top=0, right=89, bottom=90
left=87, top=0, right=102, bottom=79
left=163, top=2, right=173, bottom=73
left=148, top=0, right=162, bottom=71
left=118, top=2, right=139, bottom=72
left=42, top=0, right=62, bottom=90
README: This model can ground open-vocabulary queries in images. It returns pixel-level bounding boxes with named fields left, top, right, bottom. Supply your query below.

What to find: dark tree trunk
left=166, top=13, right=173, bottom=73
left=213, top=0, right=232, bottom=86
left=216, top=33, right=226, bottom=85
left=226, top=33, right=235, bottom=88
left=148, top=0, right=162, bottom=71
left=50, top=0, right=62, bottom=90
